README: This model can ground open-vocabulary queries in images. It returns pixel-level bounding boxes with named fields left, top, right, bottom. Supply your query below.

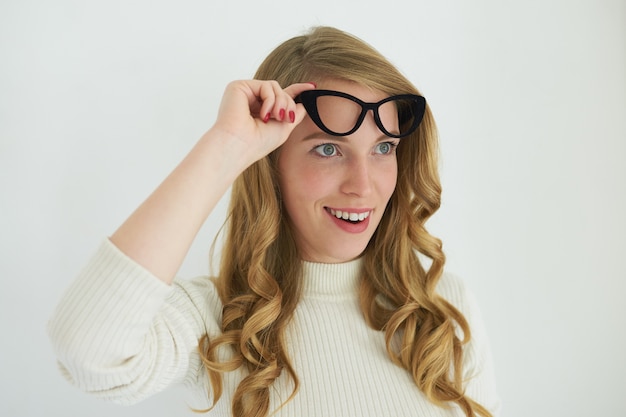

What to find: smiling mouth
left=326, top=208, right=371, bottom=223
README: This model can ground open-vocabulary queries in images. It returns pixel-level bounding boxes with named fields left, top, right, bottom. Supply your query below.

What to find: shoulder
left=435, top=272, right=485, bottom=344
left=173, top=274, right=221, bottom=302
left=161, top=276, right=224, bottom=391
left=436, top=273, right=501, bottom=413
left=169, top=275, right=224, bottom=336
left=436, top=272, right=474, bottom=316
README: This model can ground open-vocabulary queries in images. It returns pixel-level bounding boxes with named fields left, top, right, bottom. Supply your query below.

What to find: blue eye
left=314, top=143, right=338, bottom=157
left=374, top=142, right=397, bottom=155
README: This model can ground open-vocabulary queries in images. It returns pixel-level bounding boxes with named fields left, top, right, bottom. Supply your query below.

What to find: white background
left=1, top=0, right=624, bottom=416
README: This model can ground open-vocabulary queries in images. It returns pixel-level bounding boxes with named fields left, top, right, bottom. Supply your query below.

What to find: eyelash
left=374, top=141, right=399, bottom=155
left=311, top=141, right=399, bottom=158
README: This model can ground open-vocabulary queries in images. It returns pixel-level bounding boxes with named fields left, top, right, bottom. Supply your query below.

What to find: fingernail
left=289, top=110, right=295, bottom=123
left=308, top=82, right=317, bottom=88
left=279, top=108, right=285, bottom=121
left=263, top=112, right=271, bottom=123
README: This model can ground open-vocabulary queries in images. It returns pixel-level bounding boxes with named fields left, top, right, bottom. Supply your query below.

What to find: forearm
left=110, top=128, right=248, bottom=284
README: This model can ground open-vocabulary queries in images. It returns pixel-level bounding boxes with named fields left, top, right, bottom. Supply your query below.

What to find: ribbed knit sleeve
left=437, top=273, right=501, bottom=416
left=47, top=239, right=220, bottom=405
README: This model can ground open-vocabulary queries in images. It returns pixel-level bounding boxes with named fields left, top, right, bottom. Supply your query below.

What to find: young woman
left=49, top=26, right=499, bottom=417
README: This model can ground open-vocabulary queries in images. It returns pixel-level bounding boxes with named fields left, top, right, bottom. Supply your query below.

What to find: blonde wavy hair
left=199, top=26, right=492, bottom=417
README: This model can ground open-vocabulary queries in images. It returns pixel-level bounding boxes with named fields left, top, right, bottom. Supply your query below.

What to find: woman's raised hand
left=208, top=80, right=317, bottom=168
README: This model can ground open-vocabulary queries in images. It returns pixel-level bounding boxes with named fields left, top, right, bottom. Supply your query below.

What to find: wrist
left=196, top=127, right=256, bottom=177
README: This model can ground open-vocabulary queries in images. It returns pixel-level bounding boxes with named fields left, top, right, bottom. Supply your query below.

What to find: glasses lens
left=314, top=94, right=363, bottom=135
left=380, top=97, right=421, bottom=138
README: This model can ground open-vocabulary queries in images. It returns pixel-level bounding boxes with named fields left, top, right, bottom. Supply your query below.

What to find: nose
left=340, top=155, right=373, bottom=197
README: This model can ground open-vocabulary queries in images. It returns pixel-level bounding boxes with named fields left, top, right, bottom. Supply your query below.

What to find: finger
left=283, top=81, right=317, bottom=98
left=270, top=82, right=302, bottom=123
left=282, top=82, right=317, bottom=123
left=272, top=85, right=291, bottom=122
left=256, top=81, right=285, bottom=123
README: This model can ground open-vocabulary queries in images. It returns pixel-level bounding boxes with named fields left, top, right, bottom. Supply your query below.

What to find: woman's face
left=277, top=79, right=398, bottom=263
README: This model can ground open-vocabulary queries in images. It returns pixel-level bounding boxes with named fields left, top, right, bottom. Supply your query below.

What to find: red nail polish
left=279, top=108, right=285, bottom=121
left=263, top=112, right=271, bottom=123
left=289, top=110, right=295, bottom=123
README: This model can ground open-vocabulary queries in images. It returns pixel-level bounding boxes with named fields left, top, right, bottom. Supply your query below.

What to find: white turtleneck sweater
left=48, top=239, right=500, bottom=416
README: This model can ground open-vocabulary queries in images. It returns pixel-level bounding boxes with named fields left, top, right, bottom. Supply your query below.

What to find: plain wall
left=1, top=0, right=624, bottom=416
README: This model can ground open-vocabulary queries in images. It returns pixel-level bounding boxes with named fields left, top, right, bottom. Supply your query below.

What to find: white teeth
left=329, top=208, right=371, bottom=222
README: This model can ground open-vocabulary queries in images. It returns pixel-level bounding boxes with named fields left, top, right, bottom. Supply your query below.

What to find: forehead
left=316, top=78, right=389, bottom=103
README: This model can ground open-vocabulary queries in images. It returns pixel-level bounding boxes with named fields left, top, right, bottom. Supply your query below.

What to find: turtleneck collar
left=301, top=257, right=363, bottom=299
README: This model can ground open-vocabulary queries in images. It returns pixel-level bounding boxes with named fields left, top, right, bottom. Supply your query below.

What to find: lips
left=328, top=208, right=370, bottom=222
left=325, top=207, right=372, bottom=222
left=324, top=207, right=372, bottom=233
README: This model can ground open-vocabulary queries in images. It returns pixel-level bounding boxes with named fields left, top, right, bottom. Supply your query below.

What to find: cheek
left=279, top=160, right=331, bottom=212
left=379, top=162, right=398, bottom=200
left=291, top=166, right=335, bottom=203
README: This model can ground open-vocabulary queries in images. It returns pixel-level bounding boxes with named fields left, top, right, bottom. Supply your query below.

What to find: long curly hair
left=198, top=26, right=492, bottom=417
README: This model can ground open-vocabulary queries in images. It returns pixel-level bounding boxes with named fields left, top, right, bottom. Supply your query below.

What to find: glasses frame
left=295, top=89, right=426, bottom=139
